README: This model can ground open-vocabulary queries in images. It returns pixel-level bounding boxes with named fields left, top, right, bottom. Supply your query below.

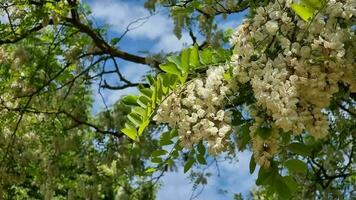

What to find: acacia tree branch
left=0, top=2, right=162, bottom=70
left=64, top=16, right=162, bottom=70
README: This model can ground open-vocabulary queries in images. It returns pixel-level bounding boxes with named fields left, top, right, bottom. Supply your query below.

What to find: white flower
left=265, top=21, right=279, bottom=35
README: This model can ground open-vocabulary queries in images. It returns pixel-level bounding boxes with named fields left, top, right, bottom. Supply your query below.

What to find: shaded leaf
left=184, top=159, right=195, bottom=173
left=249, top=154, right=256, bottom=174
left=285, top=159, right=308, bottom=173
left=288, top=142, right=312, bottom=156
left=152, top=149, right=168, bottom=157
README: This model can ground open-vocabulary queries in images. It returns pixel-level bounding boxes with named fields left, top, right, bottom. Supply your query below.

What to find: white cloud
left=152, top=32, right=192, bottom=53
left=91, top=0, right=172, bottom=40
left=90, top=0, right=193, bottom=53
left=157, top=151, right=256, bottom=200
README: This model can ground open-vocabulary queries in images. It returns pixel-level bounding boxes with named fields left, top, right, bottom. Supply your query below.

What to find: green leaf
left=122, top=95, right=138, bottom=106
left=197, top=142, right=205, bottom=155
left=196, top=153, right=207, bottom=165
left=180, top=48, right=190, bottom=73
left=283, top=176, right=299, bottom=193
left=170, top=129, right=178, bottom=137
left=132, top=107, right=146, bottom=117
left=237, top=123, right=251, bottom=150
left=171, top=150, right=179, bottom=158
left=301, top=0, right=324, bottom=10
left=199, top=48, right=213, bottom=65
left=275, top=176, right=292, bottom=199
left=288, top=142, right=312, bottom=156
left=160, top=74, right=170, bottom=94
left=160, top=131, right=174, bottom=146
left=184, top=159, right=194, bottom=173
left=167, top=55, right=181, bottom=68
left=146, top=74, right=155, bottom=85
left=159, top=62, right=181, bottom=75
left=145, top=168, right=156, bottom=173
left=256, top=167, right=273, bottom=186
left=137, top=95, right=151, bottom=108
left=291, top=3, right=314, bottom=21
left=249, top=154, right=256, bottom=174
left=110, top=37, right=120, bottom=45
left=138, top=119, right=150, bottom=135
left=139, top=87, right=153, bottom=98
left=189, top=44, right=199, bottom=68
left=285, top=159, right=308, bottom=173
left=152, top=149, right=168, bottom=157
left=257, top=126, right=272, bottom=139
left=121, top=126, right=137, bottom=140
left=127, top=113, right=142, bottom=127
left=151, top=157, right=163, bottom=163
left=232, top=110, right=243, bottom=126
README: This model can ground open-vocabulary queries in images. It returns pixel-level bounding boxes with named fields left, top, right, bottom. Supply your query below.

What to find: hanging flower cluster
left=230, top=0, right=356, bottom=140
left=153, top=66, right=234, bottom=154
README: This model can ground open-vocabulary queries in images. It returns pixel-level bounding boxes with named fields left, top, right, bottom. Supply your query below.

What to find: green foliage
left=284, top=159, right=308, bottom=173
left=287, top=142, right=312, bottom=157
left=249, top=154, right=256, bottom=174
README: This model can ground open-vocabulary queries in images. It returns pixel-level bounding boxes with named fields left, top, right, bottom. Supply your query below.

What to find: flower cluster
left=249, top=108, right=281, bottom=168
left=153, top=66, right=234, bottom=154
left=231, top=0, right=355, bottom=140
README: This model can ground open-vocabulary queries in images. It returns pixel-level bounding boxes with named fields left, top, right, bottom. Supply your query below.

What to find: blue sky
left=84, top=0, right=257, bottom=199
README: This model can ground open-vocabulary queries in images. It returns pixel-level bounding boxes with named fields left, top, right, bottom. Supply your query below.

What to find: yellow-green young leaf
left=159, top=62, right=181, bottom=75
left=189, top=44, right=199, bottom=68
left=137, top=95, right=151, bottom=108
left=223, top=72, right=232, bottom=80
left=132, top=107, right=146, bottom=117
left=184, top=159, right=195, bottom=173
left=302, top=0, right=324, bottom=10
left=291, top=3, right=314, bottom=21
left=145, top=168, right=156, bottom=173
left=285, top=159, right=308, bottom=173
left=180, top=48, right=190, bottom=73
left=139, top=87, right=153, bottom=98
left=138, top=120, right=150, bottom=135
left=160, top=74, right=170, bottom=94
left=122, top=95, right=138, bottom=106
left=121, top=126, right=137, bottom=140
left=146, top=74, right=155, bottom=85
left=127, top=113, right=142, bottom=127
left=155, top=75, right=163, bottom=104
left=200, top=48, right=213, bottom=65
left=167, top=55, right=181, bottom=68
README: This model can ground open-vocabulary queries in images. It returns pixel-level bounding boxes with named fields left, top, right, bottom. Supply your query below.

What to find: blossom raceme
left=153, top=66, right=234, bottom=155
left=230, top=0, right=355, bottom=140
